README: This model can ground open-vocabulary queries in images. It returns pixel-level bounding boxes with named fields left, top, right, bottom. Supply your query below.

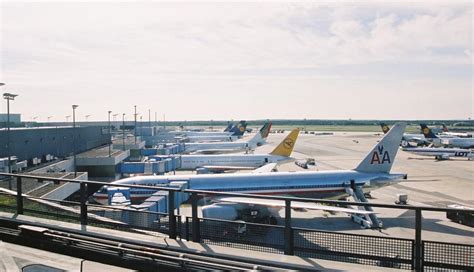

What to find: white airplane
left=421, top=124, right=474, bottom=149
left=154, top=129, right=299, bottom=171
left=380, top=123, right=428, bottom=146
left=183, top=122, right=272, bottom=154
left=171, top=121, right=247, bottom=137
left=402, top=147, right=474, bottom=160
left=93, top=123, right=407, bottom=228
left=440, top=124, right=472, bottom=138
left=176, top=134, right=238, bottom=143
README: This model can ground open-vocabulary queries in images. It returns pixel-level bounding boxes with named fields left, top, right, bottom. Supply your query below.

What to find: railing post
left=16, top=176, right=23, bottom=214
left=168, top=191, right=177, bottom=239
left=414, top=208, right=422, bottom=271
left=191, top=192, right=200, bottom=242
left=284, top=199, right=294, bottom=255
left=185, top=217, right=190, bottom=241
left=80, top=182, right=88, bottom=225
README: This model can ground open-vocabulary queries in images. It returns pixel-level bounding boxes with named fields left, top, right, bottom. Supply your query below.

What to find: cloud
left=0, top=2, right=472, bottom=120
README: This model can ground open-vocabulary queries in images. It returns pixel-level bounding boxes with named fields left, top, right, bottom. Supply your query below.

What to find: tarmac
left=253, top=131, right=474, bottom=244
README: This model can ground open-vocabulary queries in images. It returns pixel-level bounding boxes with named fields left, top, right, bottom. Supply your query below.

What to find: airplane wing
left=218, top=197, right=375, bottom=215
left=252, top=163, right=278, bottom=173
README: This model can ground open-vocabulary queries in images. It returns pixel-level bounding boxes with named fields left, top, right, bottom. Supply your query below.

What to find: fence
left=0, top=173, right=472, bottom=271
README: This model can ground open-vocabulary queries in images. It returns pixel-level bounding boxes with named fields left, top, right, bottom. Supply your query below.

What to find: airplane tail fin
left=248, top=121, right=272, bottom=145
left=224, top=122, right=233, bottom=132
left=380, top=123, right=390, bottom=134
left=442, top=124, right=449, bottom=132
left=270, top=129, right=299, bottom=157
left=230, top=121, right=247, bottom=136
left=420, top=124, right=437, bottom=138
left=259, top=121, right=272, bottom=139
left=355, top=123, right=406, bottom=173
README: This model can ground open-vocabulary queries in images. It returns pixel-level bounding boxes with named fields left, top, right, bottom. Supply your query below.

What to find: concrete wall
left=30, top=158, right=75, bottom=173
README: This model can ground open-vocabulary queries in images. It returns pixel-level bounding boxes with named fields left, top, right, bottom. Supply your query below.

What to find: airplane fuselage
left=440, top=138, right=474, bottom=149
left=403, top=147, right=474, bottom=160
left=182, top=135, right=237, bottom=142
left=178, top=154, right=290, bottom=170
left=184, top=141, right=252, bottom=153
left=93, top=170, right=406, bottom=204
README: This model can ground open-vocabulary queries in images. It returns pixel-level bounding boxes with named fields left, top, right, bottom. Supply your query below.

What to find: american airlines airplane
left=94, top=123, right=407, bottom=207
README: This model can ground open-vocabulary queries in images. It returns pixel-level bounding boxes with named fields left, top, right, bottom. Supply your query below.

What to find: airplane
left=440, top=124, right=472, bottom=138
left=421, top=124, right=474, bottom=149
left=174, top=121, right=248, bottom=142
left=182, top=122, right=272, bottom=154
left=93, top=123, right=408, bottom=228
left=380, top=123, right=428, bottom=147
left=177, top=134, right=238, bottom=143
left=402, top=147, right=474, bottom=160
left=152, top=128, right=299, bottom=171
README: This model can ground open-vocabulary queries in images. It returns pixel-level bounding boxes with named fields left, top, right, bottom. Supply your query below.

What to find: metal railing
left=0, top=172, right=472, bottom=271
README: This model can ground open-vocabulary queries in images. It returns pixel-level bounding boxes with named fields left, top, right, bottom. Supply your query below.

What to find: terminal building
left=0, top=126, right=111, bottom=163
left=0, top=113, right=21, bottom=125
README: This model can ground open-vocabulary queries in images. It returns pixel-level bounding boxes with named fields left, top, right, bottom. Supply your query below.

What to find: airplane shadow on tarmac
left=291, top=209, right=472, bottom=238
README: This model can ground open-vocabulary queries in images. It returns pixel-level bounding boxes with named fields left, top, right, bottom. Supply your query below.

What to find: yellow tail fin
left=270, top=129, right=299, bottom=157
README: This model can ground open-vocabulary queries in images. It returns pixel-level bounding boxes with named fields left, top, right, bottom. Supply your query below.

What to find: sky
left=0, top=1, right=472, bottom=122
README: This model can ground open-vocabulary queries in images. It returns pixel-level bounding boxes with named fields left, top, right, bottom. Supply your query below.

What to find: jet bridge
left=119, top=157, right=180, bottom=175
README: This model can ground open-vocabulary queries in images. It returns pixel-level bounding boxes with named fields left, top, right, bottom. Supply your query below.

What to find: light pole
left=148, top=109, right=151, bottom=128
left=140, top=115, right=143, bottom=137
left=66, top=115, right=71, bottom=123
left=3, top=91, right=17, bottom=190
left=72, top=104, right=78, bottom=177
left=134, top=105, right=137, bottom=144
left=85, top=115, right=91, bottom=122
left=108, top=111, right=112, bottom=157
left=47, top=116, right=53, bottom=122
left=122, top=113, right=126, bottom=151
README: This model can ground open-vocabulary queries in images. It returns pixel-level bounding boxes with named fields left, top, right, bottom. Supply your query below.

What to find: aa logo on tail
left=382, top=125, right=389, bottom=133
left=423, top=127, right=430, bottom=135
left=370, top=145, right=391, bottom=164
